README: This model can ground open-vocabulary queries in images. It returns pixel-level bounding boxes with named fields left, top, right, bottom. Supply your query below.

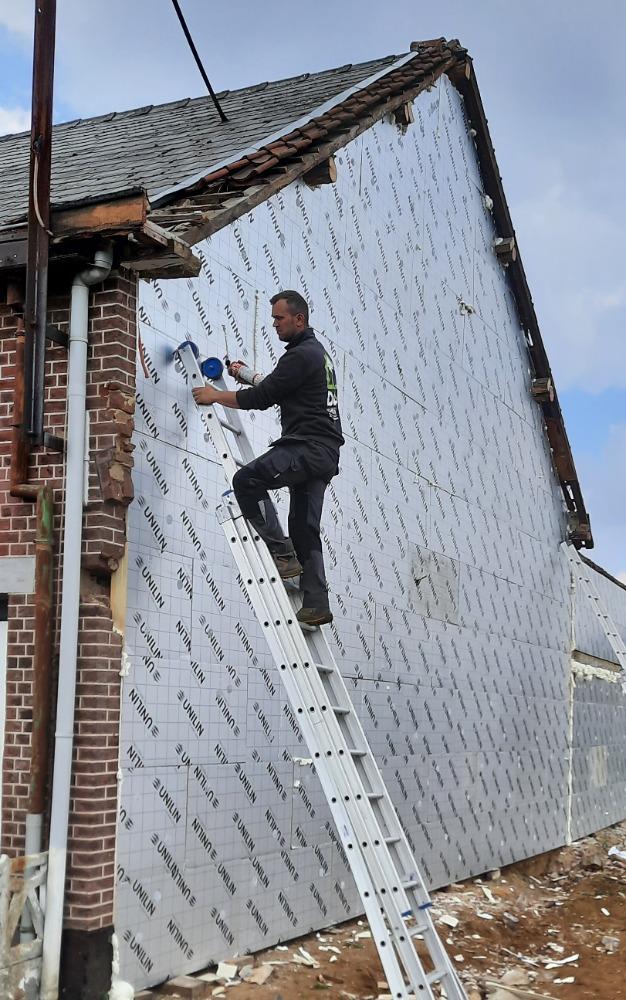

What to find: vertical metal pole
left=22, top=484, right=55, bottom=941
left=24, top=0, right=57, bottom=444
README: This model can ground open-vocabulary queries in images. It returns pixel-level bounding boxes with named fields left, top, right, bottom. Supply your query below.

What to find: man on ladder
left=180, top=299, right=467, bottom=999
left=192, top=290, right=343, bottom=627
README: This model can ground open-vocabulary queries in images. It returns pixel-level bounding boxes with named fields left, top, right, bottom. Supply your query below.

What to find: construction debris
left=244, top=965, right=273, bottom=985
left=485, top=980, right=556, bottom=1000
left=215, top=962, right=238, bottom=981
left=543, top=953, right=578, bottom=970
left=147, top=821, right=626, bottom=1000
left=601, top=935, right=620, bottom=953
left=607, top=845, right=626, bottom=862
left=292, top=946, right=319, bottom=968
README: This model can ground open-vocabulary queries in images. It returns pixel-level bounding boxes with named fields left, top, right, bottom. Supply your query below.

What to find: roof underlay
left=0, top=38, right=592, bottom=546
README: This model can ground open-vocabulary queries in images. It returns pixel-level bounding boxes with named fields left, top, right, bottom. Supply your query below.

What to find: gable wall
left=114, top=75, right=623, bottom=989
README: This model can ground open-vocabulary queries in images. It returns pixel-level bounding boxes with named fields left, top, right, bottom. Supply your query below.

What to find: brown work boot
left=296, top=606, right=333, bottom=627
left=273, top=551, right=302, bottom=580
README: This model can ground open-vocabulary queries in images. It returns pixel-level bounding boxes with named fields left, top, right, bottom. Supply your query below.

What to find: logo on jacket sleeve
left=324, top=353, right=339, bottom=422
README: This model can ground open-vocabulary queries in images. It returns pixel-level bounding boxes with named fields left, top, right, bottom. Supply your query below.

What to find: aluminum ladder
left=564, top=542, right=626, bottom=671
left=177, top=342, right=468, bottom=1000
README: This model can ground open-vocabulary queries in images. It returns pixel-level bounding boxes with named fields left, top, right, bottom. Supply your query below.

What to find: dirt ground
left=153, top=821, right=626, bottom=1000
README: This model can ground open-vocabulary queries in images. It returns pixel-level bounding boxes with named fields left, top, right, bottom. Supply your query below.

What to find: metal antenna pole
left=170, top=0, right=228, bottom=123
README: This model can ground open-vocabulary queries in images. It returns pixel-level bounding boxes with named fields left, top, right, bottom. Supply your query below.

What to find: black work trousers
left=232, top=440, right=338, bottom=609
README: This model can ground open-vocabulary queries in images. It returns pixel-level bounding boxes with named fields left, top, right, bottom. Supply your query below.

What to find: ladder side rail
left=210, top=373, right=258, bottom=465
left=303, top=621, right=432, bottom=899
left=232, top=508, right=418, bottom=913
left=236, top=511, right=467, bottom=999
left=298, top=609, right=467, bottom=995
left=177, top=345, right=241, bottom=483
left=226, top=506, right=464, bottom=998
left=220, top=506, right=423, bottom=999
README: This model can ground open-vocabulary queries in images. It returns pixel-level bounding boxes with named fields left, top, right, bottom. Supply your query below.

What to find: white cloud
left=513, top=172, right=626, bottom=394
left=0, top=106, right=30, bottom=136
left=0, top=2, right=33, bottom=35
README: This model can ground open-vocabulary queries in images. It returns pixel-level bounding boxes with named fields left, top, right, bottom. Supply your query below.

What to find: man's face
left=272, top=299, right=306, bottom=341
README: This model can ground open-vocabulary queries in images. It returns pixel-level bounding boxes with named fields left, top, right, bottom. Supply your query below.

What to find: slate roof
left=0, top=52, right=433, bottom=227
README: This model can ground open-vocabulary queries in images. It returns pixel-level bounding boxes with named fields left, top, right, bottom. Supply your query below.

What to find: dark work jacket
left=236, top=328, right=344, bottom=456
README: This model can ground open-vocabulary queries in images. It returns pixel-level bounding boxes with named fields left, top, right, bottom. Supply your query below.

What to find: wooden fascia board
left=0, top=194, right=201, bottom=276
left=0, top=192, right=150, bottom=271
left=52, top=192, right=148, bottom=237
left=157, top=58, right=458, bottom=247
left=450, top=65, right=553, bottom=375
left=448, top=60, right=592, bottom=544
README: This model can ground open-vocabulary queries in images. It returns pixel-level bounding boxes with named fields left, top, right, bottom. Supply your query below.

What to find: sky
left=1, top=0, right=624, bottom=579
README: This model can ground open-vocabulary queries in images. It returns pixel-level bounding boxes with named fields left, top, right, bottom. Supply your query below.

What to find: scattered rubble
left=601, top=935, right=620, bottom=954
left=608, top=845, right=626, bottom=863
left=144, top=821, right=626, bottom=1000
left=245, top=966, right=274, bottom=986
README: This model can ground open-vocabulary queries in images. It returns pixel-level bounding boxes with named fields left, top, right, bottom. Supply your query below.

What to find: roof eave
left=0, top=190, right=201, bottom=279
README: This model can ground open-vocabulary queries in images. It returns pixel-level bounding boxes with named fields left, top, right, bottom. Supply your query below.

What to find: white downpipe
left=83, top=410, right=90, bottom=507
left=40, top=246, right=113, bottom=1000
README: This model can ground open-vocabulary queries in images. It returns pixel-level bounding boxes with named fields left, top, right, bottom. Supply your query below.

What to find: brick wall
left=0, top=269, right=137, bottom=934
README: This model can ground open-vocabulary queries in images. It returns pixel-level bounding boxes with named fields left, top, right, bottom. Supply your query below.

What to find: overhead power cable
left=170, top=0, right=228, bottom=123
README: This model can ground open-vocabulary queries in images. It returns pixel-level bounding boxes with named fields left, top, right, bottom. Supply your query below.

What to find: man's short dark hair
left=270, top=290, right=309, bottom=324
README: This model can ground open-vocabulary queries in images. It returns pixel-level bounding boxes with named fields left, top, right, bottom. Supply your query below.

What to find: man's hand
left=192, top=384, right=220, bottom=405
left=227, top=360, right=245, bottom=381
left=192, top=385, right=240, bottom=409
left=228, top=359, right=264, bottom=386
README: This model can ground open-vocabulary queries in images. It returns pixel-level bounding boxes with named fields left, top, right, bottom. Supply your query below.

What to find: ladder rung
left=403, top=878, right=419, bottom=890
left=315, top=662, right=334, bottom=674
left=234, top=456, right=245, bottom=467
left=348, top=747, right=368, bottom=758
left=218, top=418, right=242, bottom=436
left=385, top=836, right=401, bottom=846
left=330, top=704, right=350, bottom=715
left=427, top=968, right=449, bottom=986
left=410, top=922, right=429, bottom=937
left=367, top=791, right=384, bottom=801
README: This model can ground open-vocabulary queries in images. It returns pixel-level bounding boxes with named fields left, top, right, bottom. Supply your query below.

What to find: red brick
left=0, top=272, right=137, bottom=930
